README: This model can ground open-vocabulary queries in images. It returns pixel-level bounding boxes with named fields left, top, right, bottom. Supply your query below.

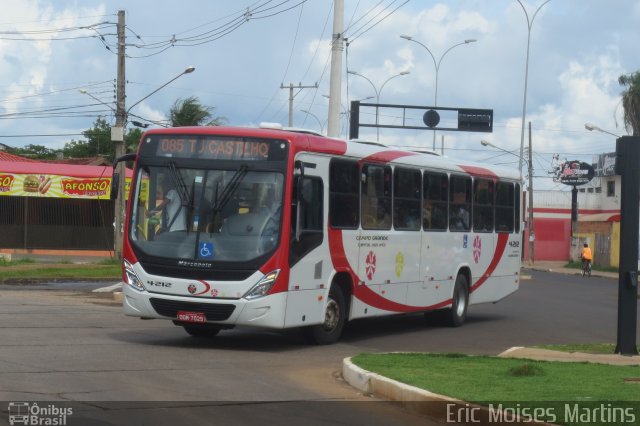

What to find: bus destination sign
left=153, top=136, right=285, bottom=161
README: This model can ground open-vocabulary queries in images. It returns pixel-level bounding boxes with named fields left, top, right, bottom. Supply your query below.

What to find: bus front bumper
left=122, top=283, right=287, bottom=329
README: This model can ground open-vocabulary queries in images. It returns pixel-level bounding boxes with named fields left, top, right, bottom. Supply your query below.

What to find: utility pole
left=528, top=121, right=534, bottom=264
left=614, top=136, right=639, bottom=355
left=280, top=83, right=318, bottom=127
left=326, top=0, right=344, bottom=137
left=113, top=9, right=126, bottom=259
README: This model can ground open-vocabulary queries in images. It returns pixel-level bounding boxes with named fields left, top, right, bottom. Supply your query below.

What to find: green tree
left=168, top=96, right=225, bottom=127
left=62, top=117, right=113, bottom=159
left=618, top=71, right=640, bottom=136
left=61, top=119, right=146, bottom=161
left=9, top=144, right=58, bottom=160
left=126, top=127, right=144, bottom=153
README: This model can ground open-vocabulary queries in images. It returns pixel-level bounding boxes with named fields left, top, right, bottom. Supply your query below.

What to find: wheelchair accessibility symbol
left=199, top=242, right=214, bottom=259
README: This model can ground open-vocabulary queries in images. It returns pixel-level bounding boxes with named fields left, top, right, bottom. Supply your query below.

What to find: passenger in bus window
left=450, top=206, right=469, bottom=230
left=147, top=176, right=187, bottom=232
left=450, top=191, right=470, bottom=231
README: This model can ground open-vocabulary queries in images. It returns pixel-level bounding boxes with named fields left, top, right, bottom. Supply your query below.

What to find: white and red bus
left=117, top=125, right=522, bottom=344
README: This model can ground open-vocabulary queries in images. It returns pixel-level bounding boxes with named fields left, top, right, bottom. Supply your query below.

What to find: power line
left=0, top=133, right=85, bottom=138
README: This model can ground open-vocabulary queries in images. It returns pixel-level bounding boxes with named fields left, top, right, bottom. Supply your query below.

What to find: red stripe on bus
left=328, top=229, right=511, bottom=312
left=470, top=233, right=509, bottom=292
left=328, top=227, right=453, bottom=313
left=353, top=285, right=453, bottom=312
left=359, top=150, right=416, bottom=165
left=457, top=165, right=499, bottom=178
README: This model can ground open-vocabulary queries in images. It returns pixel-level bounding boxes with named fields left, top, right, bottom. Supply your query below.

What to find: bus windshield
left=129, top=164, right=284, bottom=262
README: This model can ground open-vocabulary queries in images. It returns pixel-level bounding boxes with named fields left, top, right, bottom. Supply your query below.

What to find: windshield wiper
left=213, top=165, right=248, bottom=213
left=168, top=161, right=190, bottom=206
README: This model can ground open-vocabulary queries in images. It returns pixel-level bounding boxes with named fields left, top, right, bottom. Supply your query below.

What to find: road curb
left=342, top=357, right=464, bottom=420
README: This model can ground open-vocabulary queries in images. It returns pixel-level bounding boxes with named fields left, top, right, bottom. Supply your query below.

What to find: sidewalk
left=522, top=260, right=618, bottom=279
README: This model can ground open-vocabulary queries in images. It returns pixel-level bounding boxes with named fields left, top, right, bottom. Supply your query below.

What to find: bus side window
left=329, top=159, right=359, bottom=229
left=473, top=178, right=494, bottom=233
left=393, top=167, right=421, bottom=230
left=424, top=172, right=448, bottom=231
left=290, top=175, right=323, bottom=266
left=515, top=183, right=521, bottom=233
left=449, top=175, right=471, bottom=232
left=495, top=181, right=515, bottom=233
left=361, top=164, right=392, bottom=230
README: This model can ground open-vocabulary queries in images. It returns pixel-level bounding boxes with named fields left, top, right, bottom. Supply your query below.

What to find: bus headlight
left=124, top=260, right=145, bottom=292
left=243, top=270, right=280, bottom=300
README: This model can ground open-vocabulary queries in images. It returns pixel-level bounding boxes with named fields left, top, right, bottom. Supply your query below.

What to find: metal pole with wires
left=113, top=9, right=126, bottom=260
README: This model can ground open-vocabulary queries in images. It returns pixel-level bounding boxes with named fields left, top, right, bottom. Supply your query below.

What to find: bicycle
left=582, top=259, right=592, bottom=277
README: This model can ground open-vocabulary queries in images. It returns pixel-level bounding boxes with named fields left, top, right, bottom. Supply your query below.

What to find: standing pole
left=614, top=136, right=639, bottom=355
left=287, top=84, right=293, bottom=127
left=528, top=121, right=534, bottom=264
left=113, top=9, right=126, bottom=260
left=280, top=83, right=318, bottom=127
left=327, top=0, right=344, bottom=137
left=517, top=0, right=551, bottom=176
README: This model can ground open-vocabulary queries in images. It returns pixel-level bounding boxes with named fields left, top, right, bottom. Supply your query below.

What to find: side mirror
left=110, top=172, right=120, bottom=200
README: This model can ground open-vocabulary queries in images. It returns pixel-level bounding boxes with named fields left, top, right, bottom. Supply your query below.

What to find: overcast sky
left=1, top=0, right=639, bottom=190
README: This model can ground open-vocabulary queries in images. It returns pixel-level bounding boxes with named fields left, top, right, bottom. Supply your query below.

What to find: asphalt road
left=0, top=270, right=636, bottom=425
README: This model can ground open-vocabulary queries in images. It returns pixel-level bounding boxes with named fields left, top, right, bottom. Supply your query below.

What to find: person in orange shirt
left=581, top=243, right=593, bottom=271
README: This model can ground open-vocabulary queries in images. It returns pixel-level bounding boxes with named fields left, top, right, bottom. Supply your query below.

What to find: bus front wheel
left=305, top=286, right=346, bottom=345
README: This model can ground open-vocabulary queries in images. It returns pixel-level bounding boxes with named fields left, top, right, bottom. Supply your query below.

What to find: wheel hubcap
left=323, top=299, right=339, bottom=331
left=455, top=289, right=466, bottom=317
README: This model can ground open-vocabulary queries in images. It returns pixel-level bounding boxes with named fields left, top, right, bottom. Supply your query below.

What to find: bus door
left=358, top=163, right=407, bottom=306
left=390, top=167, right=423, bottom=298
left=285, top=153, right=328, bottom=327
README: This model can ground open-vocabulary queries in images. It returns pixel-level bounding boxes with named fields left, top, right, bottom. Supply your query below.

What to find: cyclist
left=581, top=243, right=593, bottom=275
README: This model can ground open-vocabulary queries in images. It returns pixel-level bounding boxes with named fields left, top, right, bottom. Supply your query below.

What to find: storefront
left=0, top=160, right=131, bottom=252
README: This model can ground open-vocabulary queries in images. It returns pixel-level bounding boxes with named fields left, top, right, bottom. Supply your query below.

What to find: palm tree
left=618, top=71, right=640, bottom=136
left=168, top=96, right=226, bottom=127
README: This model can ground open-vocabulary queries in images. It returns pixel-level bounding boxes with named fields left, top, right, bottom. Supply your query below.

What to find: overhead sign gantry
left=348, top=101, right=493, bottom=139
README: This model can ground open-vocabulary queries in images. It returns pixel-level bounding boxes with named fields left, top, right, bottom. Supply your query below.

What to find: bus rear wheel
left=181, top=323, right=221, bottom=338
left=447, top=274, right=469, bottom=327
left=305, top=286, right=346, bottom=345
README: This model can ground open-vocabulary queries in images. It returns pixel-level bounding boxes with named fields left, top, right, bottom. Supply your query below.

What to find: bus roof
left=141, top=125, right=522, bottom=181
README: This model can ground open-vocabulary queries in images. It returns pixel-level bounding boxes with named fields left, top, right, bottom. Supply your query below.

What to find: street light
left=516, top=0, right=551, bottom=175
left=127, top=66, right=195, bottom=116
left=80, top=66, right=195, bottom=128
left=347, top=70, right=410, bottom=140
left=400, top=35, right=477, bottom=150
left=585, top=122, right=621, bottom=138
left=300, top=109, right=324, bottom=134
left=481, top=139, right=534, bottom=264
left=79, top=89, right=114, bottom=111
left=82, top=66, right=195, bottom=260
left=321, top=94, right=373, bottom=136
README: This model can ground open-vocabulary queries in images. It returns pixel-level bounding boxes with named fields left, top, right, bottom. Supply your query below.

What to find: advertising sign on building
left=0, top=173, right=133, bottom=199
left=555, top=160, right=595, bottom=186
left=596, top=152, right=616, bottom=176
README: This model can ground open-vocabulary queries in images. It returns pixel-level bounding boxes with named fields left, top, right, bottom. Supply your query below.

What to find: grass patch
left=0, top=257, right=36, bottom=266
left=0, top=261, right=121, bottom=281
left=96, top=257, right=121, bottom=266
left=351, top=352, right=640, bottom=402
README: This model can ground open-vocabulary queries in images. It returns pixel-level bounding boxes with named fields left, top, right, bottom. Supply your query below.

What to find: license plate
left=177, top=311, right=206, bottom=323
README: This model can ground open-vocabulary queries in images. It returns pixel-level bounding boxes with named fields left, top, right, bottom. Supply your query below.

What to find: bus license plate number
left=177, top=311, right=206, bottom=323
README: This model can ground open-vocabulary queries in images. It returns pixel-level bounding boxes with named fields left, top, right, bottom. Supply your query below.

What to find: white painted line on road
left=92, top=282, right=123, bottom=293
left=498, top=346, right=524, bottom=356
